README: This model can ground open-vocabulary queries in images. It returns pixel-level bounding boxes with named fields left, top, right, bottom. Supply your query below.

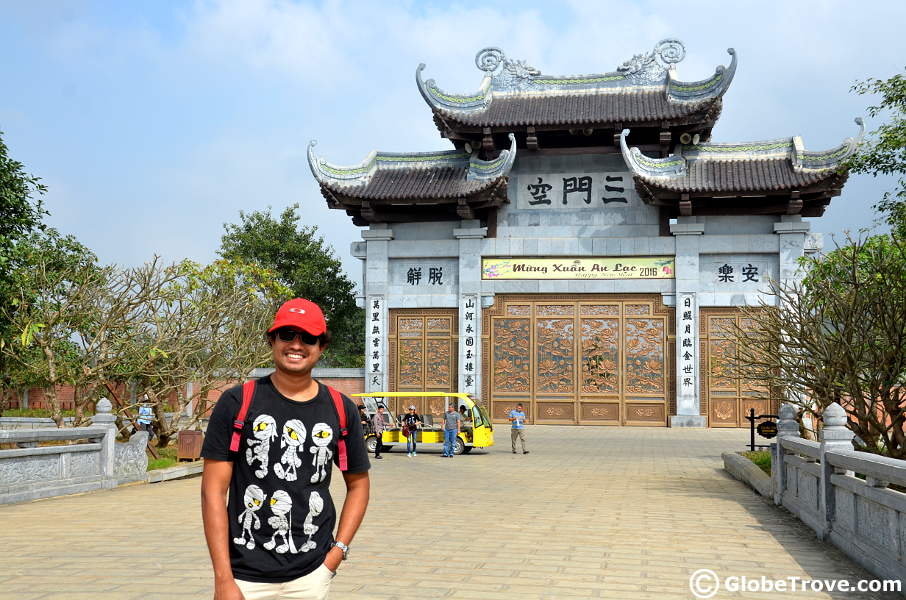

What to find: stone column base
left=670, top=415, right=707, bottom=428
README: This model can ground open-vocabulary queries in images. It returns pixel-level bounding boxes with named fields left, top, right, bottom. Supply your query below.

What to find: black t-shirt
left=201, top=377, right=370, bottom=583
left=402, top=413, right=420, bottom=430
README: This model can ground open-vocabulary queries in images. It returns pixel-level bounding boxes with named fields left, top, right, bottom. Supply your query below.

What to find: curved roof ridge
left=620, top=130, right=686, bottom=178
left=416, top=63, right=492, bottom=112
left=622, top=120, right=862, bottom=197
left=308, top=142, right=471, bottom=187
left=468, top=133, right=517, bottom=180
left=793, top=118, right=864, bottom=172
left=667, top=48, right=736, bottom=102
left=417, top=41, right=735, bottom=117
left=308, top=134, right=517, bottom=190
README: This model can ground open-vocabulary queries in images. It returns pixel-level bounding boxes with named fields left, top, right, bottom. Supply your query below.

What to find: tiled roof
left=308, top=134, right=516, bottom=201
left=620, top=119, right=864, bottom=194
left=417, top=41, right=736, bottom=130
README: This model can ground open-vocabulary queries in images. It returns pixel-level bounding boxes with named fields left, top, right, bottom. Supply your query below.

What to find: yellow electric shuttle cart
left=352, top=392, right=494, bottom=455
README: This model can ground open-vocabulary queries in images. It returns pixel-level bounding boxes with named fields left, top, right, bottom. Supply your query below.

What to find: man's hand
left=323, top=545, right=344, bottom=573
left=213, top=576, right=244, bottom=600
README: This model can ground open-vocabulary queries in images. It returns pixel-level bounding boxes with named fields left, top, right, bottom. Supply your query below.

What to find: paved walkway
left=0, top=427, right=898, bottom=599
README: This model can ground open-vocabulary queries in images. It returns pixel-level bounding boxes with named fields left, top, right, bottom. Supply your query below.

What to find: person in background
left=442, top=403, right=461, bottom=458
left=371, top=405, right=386, bottom=460
left=358, top=404, right=371, bottom=435
left=508, top=402, right=529, bottom=455
left=137, top=397, right=154, bottom=438
left=459, top=405, right=472, bottom=432
left=402, top=406, right=421, bottom=457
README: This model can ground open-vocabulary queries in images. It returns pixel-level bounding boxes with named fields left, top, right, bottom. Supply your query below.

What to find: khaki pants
left=236, top=564, right=334, bottom=600
left=511, top=428, right=526, bottom=452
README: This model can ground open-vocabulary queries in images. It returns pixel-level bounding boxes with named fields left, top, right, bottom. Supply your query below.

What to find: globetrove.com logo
left=689, top=569, right=901, bottom=598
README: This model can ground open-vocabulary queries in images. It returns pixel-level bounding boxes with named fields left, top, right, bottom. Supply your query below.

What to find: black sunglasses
left=274, top=328, right=319, bottom=345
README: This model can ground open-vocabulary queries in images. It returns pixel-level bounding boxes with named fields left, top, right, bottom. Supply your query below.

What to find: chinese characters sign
left=367, top=296, right=384, bottom=391
left=699, top=256, right=776, bottom=291
left=482, top=257, right=674, bottom=280
left=459, top=295, right=478, bottom=395
left=678, top=293, right=696, bottom=395
left=391, top=259, right=457, bottom=290
left=518, top=172, right=637, bottom=209
left=716, top=263, right=759, bottom=283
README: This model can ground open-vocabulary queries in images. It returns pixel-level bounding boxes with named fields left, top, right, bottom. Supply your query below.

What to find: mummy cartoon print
left=309, top=423, right=333, bottom=483
left=298, top=491, right=324, bottom=552
left=246, top=414, right=277, bottom=478
left=233, top=484, right=265, bottom=549
left=273, top=419, right=305, bottom=481
left=264, top=490, right=298, bottom=554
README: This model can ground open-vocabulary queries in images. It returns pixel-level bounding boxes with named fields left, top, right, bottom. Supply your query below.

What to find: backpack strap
left=327, top=385, right=349, bottom=471
left=230, top=379, right=257, bottom=453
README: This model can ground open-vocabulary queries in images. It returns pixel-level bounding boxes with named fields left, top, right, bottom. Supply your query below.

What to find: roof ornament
left=617, top=39, right=686, bottom=83
left=475, top=47, right=541, bottom=90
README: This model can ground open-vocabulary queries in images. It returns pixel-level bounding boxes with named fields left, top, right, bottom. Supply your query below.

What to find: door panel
left=703, top=310, right=774, bottom=427
left=486, top=296, right=670, bottom=426
left=389, top=310, right=457, bottom=418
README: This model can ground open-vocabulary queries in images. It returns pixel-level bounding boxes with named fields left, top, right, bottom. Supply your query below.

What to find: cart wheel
left=380, top=445, right=393, bottom=453
left=365, top=435, right=378, bottom=454
left=462, top=445, right=473, bottom=454
left=453, top=437, right=465, bottom=455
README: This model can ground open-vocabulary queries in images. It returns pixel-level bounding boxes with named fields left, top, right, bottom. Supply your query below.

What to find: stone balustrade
left=0, top=399, right=148, bottom=505
left=773, top=402, right=906, bottom=583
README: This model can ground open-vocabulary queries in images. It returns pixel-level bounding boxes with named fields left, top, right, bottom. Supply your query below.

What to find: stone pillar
left=818, top=402, right=855, bottom=539
left=670, top=219, right=706, bottom=427
left=774, top=217, right=811, bottom=412
left=773, top=402, right=800, bottom=505
left=91, top=398, right=118, bottom=488
left=184, top=381, right=194, bottom=418
left=774, top=216, right=811, bottom=289
left=362, top=226, right=393, bottom=392
left=454, top=221, right=487, bottom=398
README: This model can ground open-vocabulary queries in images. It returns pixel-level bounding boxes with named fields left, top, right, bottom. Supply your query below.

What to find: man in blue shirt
left=137, top=397, right=154, bottom=437
left=508, top=403, right=529, bottom=455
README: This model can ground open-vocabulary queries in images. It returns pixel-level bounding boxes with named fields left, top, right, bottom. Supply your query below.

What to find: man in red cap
left=201, top=298, right=370, bottom=600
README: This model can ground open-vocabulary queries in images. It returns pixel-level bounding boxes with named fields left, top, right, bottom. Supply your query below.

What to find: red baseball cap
left=268, top=298, right=327, bottom=336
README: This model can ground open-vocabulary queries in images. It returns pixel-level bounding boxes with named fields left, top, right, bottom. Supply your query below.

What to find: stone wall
left=0, top=399, right=148, bottom=505
left=773, top=402, right=906, bottom=583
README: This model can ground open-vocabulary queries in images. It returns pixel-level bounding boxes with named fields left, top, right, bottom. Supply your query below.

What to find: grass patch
left=147, top=445, right=178, bottom=471
left=742, top=450, right=772, bottom=475
left=1, top=408, right=77, bottom=418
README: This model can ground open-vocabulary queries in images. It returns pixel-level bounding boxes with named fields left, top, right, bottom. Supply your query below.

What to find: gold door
left=484, top=296, right=671, bottom=426
left=388, top=310, right=458, bottom=421
left=702, top=310, right=772, bottom=427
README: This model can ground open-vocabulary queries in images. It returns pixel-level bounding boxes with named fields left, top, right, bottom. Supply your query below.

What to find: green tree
left=219, top=204, right=364, bottom=367
left=0, top=228, right=103, bottom=426
left=122, top=258, right=291, bottom=446
left=734, top=234, right=906, bottom=458
left=847, top=70, right=906, bottom=235
left=0, top=131, right=48, bottom=392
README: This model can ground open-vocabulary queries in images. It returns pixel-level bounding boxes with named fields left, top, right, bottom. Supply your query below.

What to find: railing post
left=91, top=398, right=117, bottom=488
left=818, top=402, right=854, bottom=540
left=773, top=402, right=799, bottom=505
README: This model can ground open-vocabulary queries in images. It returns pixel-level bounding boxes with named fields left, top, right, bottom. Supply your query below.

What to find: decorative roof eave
left=620, top=129, right=687, bottom=178
left=416, top=41, right=735, bottom=121
left=308, top=134, right=516, bottom=201
left=620, top=118, right=864, bottom=192
left=666, top=48, right=736, bottom=102
left=416, top=62, right=492, bottom=112
left=327, top=177, right=511, bottom=226
left=792, top=117, right=865, bottom=172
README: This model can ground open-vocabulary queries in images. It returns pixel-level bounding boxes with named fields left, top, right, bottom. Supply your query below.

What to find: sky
left=2, top=0, right=904, bottom=289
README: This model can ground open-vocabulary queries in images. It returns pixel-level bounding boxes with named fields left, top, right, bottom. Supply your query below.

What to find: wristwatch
left=331, top=540, right=349, bottom=560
